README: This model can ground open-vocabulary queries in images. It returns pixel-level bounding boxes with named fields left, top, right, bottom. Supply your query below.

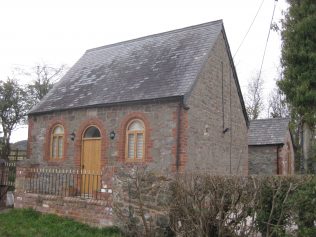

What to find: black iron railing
left=0, top=162, right=16, bottom=188
left=25, top=168, right=111, bottom=200
left=0, top=162, right=16, bottom=205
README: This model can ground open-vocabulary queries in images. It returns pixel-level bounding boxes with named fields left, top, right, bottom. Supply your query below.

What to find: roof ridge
left=86, top=19, right=223, bottom=53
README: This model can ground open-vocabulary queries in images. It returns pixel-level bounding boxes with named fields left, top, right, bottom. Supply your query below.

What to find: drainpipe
left=276, top=145, right=281, bottom=175
left=175, top=100, right=182, bottom=173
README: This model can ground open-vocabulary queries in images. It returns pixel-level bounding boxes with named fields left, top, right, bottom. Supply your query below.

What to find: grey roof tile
left=29, top=20, right=223, bottom=114
left=248, top=118, right=290, bottom=145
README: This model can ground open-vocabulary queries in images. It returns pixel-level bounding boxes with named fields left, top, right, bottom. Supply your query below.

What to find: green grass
left=0, top=208, right=122, bottom=237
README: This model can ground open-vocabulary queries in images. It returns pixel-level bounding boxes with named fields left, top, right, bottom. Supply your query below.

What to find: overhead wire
left=233, top=0, right=266, bottom=58
left=257, top=0, right=278, bottom=81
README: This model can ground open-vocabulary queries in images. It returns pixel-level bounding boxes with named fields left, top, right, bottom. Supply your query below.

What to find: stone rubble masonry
left=185, top=32, right=248, bottom=175
left=249, top=131, right=295, bottom=175
left=249, top=145, right=278, bottom=175
left=28, top=100, right=180, bottom=173
left=112, top=167, right=171, bottom=235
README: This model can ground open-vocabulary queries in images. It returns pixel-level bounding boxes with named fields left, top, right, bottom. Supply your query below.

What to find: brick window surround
left=118, top=112, right=153, bottom=163
left=44, top=119, right=68, bottom=164
left=74, top=118, right=108, bottom=170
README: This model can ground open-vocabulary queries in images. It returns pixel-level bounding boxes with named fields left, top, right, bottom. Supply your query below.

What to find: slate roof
left=248, top=118, right=290, bottom=146
left=29, top=20, right=246, bottom=118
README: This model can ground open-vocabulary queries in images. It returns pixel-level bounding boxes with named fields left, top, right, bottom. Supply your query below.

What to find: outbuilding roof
left=248, top=118, right=290, bottom=146
left=29, top=20, right=246, bottom=121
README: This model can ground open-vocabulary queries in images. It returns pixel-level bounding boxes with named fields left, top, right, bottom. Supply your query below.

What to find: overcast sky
left=0, top=0, right=288, bottom=142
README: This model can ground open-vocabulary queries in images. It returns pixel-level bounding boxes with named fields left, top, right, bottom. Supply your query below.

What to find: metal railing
left=25, top=168, right=110, bottom=200
left=0, top=162, right=16, bottom=188
left=0, top=162, right=16, bottom=205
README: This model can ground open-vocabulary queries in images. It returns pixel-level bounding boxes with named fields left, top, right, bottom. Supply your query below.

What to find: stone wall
left=186, top=32, right=248, bottom=175
left=249, top=145, right=278, bottom=175
left=112, top=166, right=171, bottom=236
left=28, top=100, right=180, bottom=173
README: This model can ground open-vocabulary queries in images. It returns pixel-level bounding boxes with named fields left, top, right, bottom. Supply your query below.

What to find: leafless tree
left=246, top=74, right=264, bottom=120
left=26, top=63, right=67, bottom=106
left=268, top=87, right=289, bottom=118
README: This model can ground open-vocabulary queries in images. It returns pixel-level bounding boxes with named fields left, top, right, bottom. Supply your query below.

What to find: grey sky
left=0, top=0, right=288, bottom=142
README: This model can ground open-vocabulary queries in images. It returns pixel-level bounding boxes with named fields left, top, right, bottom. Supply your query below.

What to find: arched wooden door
left=81, top=126, right=101, bottom=195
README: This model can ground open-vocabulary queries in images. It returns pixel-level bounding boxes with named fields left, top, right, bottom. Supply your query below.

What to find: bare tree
left=26, top=63, right=67, bottom=106
left=268, top=87, right=289, bottom=118
left=246, top=74, right=264, bottom=120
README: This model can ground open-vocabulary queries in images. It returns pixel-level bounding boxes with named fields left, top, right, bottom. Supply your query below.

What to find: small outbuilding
left=248, top=118, right=295, bottom=175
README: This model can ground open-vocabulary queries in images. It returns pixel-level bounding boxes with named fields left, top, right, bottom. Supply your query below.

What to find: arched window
left=84, top=126, right=101, bottom=138
left=126, top=120, right=145, bottom=161
left=51, top=125, right=64, bottom=160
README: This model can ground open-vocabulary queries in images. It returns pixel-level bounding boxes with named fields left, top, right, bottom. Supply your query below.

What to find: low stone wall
left=14, top=165, right=113, bottom=227
left=15, top=193, right=113, bottom=227
left=113, top=166, right=172, bottom=236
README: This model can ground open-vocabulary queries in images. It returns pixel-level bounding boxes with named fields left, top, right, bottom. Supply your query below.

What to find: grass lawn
left=0, top=208, right=122, bottom=237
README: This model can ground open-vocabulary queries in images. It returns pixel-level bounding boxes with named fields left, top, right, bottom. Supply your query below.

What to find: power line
left=257, top=0, right=278, bottom=81
left=233, top=0, right=266, bottom=58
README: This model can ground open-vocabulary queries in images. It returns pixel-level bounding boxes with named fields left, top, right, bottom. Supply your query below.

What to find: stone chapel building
left=27, top=20, right=249, bottom=175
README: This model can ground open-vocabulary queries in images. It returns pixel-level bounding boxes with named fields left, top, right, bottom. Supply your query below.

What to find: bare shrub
left=169, top=174, right=262, bottom=237
left=113, top=170, right=315, bottom=237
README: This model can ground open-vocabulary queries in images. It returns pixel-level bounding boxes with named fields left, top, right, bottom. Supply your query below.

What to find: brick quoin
left=43, top=117, right=68, bottom=165
left=171, top=106, right=188, bottom=172
left=117, top=112, right=153, bottom=164
left=27, top=116, right=34, bottom=159
left=74, top=118, right=108, bottom=171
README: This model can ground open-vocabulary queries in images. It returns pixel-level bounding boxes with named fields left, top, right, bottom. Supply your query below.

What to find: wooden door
left=81, top=126, right=101, bottom=196
left=82, top=139, right=101, bottom=172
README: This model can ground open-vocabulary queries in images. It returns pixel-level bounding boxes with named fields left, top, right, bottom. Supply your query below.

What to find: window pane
left=136, top=133, right=144, bottom=159
left=58, top=137, right=63, bottom=158
left=128, top=121, right=144, bottom=131
left=52, top=137, right=57, bottom=158
left=84, top=126, right=101, bottom=138
left=53, top=126, right=64, bottom=135
left=128, top=133, right=135, bottom=159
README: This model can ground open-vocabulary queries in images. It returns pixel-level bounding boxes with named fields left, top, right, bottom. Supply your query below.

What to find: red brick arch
left=74, top=118, right=108, bottom=170
left=43, top=118, right=68, bottom=164
left=117, top=112, right=153, bottom=163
